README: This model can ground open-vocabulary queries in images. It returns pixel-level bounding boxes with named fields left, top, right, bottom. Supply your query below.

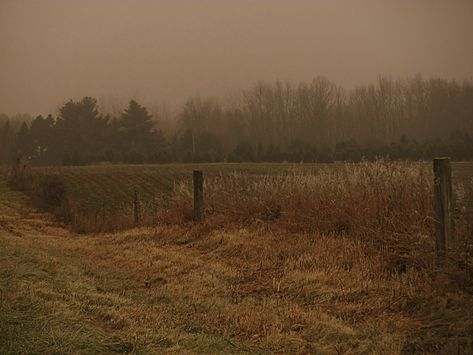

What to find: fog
left=1, top=0, right=473, bottom=116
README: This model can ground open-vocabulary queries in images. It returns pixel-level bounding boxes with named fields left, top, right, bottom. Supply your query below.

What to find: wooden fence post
left=193, top=170, right=203, bottom=222
left=101, top=200, right=106, bottom=228
left=134, top=187, right=141, bottom=225
left=433, top=157, right=454, bottom=258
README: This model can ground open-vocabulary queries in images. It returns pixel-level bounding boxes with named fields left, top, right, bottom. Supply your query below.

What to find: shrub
left=35, top=175, right=68, bottom=210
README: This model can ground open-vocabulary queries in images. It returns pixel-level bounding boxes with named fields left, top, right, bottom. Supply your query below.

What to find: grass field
left=14, top=161, right=473, bottom=232
left=16, top=163, right=336, bottom=232
left=1, top=162, right=473, bottom=353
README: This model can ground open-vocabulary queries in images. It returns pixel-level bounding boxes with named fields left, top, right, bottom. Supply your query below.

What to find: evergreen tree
left=0, top=120, right=12, bottom=164
left=55, top=97, right=108, bottom=164
left=118, top=100, right=166, bottom=163
left=11, top=122, right=32, bottom=162
left=29, top=115, right=55, bottom=164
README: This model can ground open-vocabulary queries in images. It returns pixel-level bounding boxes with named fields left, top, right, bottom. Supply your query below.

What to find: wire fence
left=452, top=162, right=473, bottom=217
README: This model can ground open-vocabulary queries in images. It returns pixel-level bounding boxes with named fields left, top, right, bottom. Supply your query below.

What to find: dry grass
left=12, top=163, right=328, bottom=233
left=1, top=161, right=473, bottom=353
left=171, top=160, right=431, bottom=230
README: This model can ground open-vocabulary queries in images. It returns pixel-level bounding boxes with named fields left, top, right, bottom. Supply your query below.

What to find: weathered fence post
left=134, top=187, right=141, bottom=225
left=433, top=157, right=454, bottom=258
left=193, top=170, right=203, bottom=222
left=101, top=200, right=106, bottom=228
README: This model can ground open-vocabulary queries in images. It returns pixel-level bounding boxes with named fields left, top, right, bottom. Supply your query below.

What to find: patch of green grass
left=0, top=231, right=132, bottom=354
left=0, top=229, right=254, bottom=354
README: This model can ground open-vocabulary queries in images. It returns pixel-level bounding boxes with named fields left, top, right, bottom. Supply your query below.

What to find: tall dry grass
left=8, top=160, right=472, bottom=268
left=170, top=160, right=431, bottom=232
left=164, top=160, right=473, bottom=277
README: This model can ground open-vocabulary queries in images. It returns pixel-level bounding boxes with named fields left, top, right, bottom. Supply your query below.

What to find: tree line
left=1, top=75, right=473, bottom=166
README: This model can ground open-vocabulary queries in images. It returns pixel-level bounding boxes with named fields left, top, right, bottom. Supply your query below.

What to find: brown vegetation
left=1, top=161, right=473, bottom=353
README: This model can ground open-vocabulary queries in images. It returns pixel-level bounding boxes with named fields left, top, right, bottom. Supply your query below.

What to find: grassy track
left=0, top=176, right=249, bottom=353
left=1, top=165, right=473, bottom=353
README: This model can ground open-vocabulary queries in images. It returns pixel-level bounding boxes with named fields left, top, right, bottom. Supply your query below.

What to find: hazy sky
left=1, top=0, right=473, bottom=116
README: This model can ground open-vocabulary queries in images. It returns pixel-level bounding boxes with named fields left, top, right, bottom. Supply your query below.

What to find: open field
left=1, top=162, right=473, bottom=353
left=27, top=162, right=325, bottom=204
left=12, top=161, right=473, bottom=232
left=13, top=163, right=337, bottom=232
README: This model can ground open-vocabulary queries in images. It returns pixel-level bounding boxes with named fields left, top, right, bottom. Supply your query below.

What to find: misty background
left=1, top=0, right=473, bottom=165
left=1, top=0, right=473, bottom=116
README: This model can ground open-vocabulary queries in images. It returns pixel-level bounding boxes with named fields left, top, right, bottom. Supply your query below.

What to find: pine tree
left=0, top=120, right=12, bottom=164
left=11, top=122, right=32, bottom=162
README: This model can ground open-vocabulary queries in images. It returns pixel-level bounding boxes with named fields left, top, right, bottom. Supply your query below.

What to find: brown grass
left=1, top=161, right=473, bottom=353
left=10, top=163, right=332, bottom=233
